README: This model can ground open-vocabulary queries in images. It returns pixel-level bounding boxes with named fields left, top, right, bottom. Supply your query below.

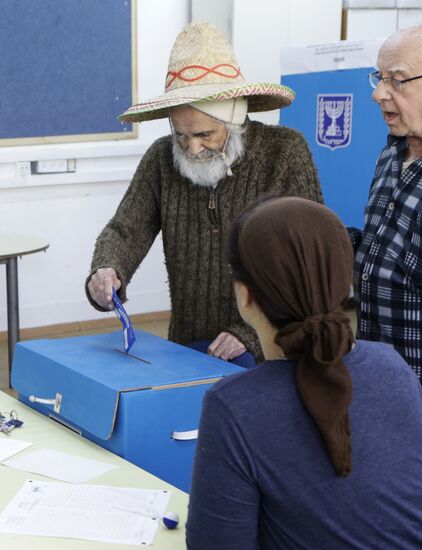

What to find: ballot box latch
left=29, top=393, right=63, bottom=414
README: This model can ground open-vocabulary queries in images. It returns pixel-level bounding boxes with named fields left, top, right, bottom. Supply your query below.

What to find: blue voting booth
left=280, top=39, right=388, bottom=227
left=12, top=330, right=243, bottom=493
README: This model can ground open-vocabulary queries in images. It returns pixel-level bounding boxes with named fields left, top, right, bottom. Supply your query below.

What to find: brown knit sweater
left=86, top=121, right=323, bottom=360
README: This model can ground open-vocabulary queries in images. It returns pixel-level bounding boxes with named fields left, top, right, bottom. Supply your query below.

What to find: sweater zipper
left=208, top=189, right=219, bottom=233
left=208, top=190, right=216, bottom=210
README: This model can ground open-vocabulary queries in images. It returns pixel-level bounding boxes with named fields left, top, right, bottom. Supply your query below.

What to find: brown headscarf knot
left=237, top=197, right=355, bottom=477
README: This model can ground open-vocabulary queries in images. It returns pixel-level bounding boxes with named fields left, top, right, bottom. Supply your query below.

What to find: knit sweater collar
left=231, top=119, right=264, bottom=169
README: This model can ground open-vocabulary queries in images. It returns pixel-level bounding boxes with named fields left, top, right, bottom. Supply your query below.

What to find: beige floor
left=0, top=317, right=170, bottom=397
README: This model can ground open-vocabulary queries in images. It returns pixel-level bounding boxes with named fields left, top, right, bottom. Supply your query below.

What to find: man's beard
left=172, top=127, right=245, bottom=188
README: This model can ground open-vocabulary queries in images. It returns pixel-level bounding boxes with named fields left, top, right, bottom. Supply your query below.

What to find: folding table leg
left=6, top=257, right=19, bottom=388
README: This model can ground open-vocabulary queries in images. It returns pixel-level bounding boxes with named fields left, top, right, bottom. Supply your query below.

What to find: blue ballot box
left=11, top=330, right=243, bottom=492
left=280, top=39, right=388, bottom=228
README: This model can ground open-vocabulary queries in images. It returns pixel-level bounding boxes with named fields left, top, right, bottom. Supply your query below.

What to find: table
left=0, top=391, right=188, bottom=549
left=0, top=235, right=49, bottom=386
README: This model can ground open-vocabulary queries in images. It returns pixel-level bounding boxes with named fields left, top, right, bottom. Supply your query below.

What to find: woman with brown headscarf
left=186, top=196, right=422, bottom=550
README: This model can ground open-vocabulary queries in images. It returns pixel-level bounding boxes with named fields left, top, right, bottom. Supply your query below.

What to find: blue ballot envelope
left=11, top=330, right=243, bottom=492
left=112, top=288, right=136, bottom=353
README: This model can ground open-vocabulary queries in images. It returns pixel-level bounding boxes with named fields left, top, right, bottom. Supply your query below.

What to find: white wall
left=344, top=5, right=422, bottom=40
left=193, top=0, right=343, bottom=124
left=0, top=0, right=190, bottom=331
left=0, top=0, right=343, bottom=332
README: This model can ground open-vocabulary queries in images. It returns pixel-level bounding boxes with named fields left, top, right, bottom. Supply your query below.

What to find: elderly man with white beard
left=86, top=22, right=323, bottom=367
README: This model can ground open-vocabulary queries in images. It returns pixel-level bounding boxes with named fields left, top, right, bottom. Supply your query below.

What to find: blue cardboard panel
left=12, top=345, right=119, bottom=440
left=12, top=329, right=245, bottom=492
left=128, top=384, right=213, bottom=492
left=281, top=68, right=388, bottom=228
left=87, top=383, right=212, bottom=492
left=12, top=330, right=241, bottom=441
left=13, top=330, right=240, bottom=390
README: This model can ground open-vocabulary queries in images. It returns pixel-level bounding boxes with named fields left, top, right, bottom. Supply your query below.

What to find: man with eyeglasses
left=85, top=22, right=322, bottom=368
left=349, top=25, right=422, bottom=382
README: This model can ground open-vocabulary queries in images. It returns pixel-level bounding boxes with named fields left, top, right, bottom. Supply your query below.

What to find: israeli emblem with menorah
left=316, top=94, right=353, bottom=150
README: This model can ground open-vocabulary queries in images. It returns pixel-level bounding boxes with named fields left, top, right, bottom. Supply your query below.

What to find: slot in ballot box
left=11, top=329, right=243, bottom=493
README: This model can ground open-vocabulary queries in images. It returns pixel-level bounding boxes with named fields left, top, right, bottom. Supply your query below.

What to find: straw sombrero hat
left=119, top=21, right=295, bottom=123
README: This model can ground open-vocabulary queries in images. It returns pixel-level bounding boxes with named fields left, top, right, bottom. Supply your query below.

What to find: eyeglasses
left=368, top=70, right=422, bottom=92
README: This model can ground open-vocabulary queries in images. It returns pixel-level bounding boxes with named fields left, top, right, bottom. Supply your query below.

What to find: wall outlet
left=35, top=159, right=68, bottom=174
left=32, top=159, right=76, bottom=174
left=16, top=161, right=31, bottom=177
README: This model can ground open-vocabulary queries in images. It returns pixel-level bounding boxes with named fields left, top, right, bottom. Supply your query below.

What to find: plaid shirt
left=349, top=136, right=422, bottom=381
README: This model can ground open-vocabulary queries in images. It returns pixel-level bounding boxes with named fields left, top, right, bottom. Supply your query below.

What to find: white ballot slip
left=0, top=438, right=32, bottom=461
left=2, top=448, right=117, bottom=482
left=0, top=480, right=171, bottom=545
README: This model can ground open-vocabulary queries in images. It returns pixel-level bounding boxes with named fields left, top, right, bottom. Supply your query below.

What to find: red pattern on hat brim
left=119, top=82, right=295, bottom=123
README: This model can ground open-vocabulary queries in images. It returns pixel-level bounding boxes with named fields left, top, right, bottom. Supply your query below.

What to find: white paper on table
left=0, top=480, right=172, bottom=546
left=0, top=439, right=32, bottom=461
left=1, top=448, right=117, bottom=483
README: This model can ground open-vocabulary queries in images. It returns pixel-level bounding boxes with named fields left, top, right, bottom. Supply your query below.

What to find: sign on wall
left=280, top=39, right=387, bottom=228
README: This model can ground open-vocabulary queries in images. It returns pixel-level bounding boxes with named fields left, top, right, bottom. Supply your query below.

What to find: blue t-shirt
left=186, top=340, right=422, bottom=549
